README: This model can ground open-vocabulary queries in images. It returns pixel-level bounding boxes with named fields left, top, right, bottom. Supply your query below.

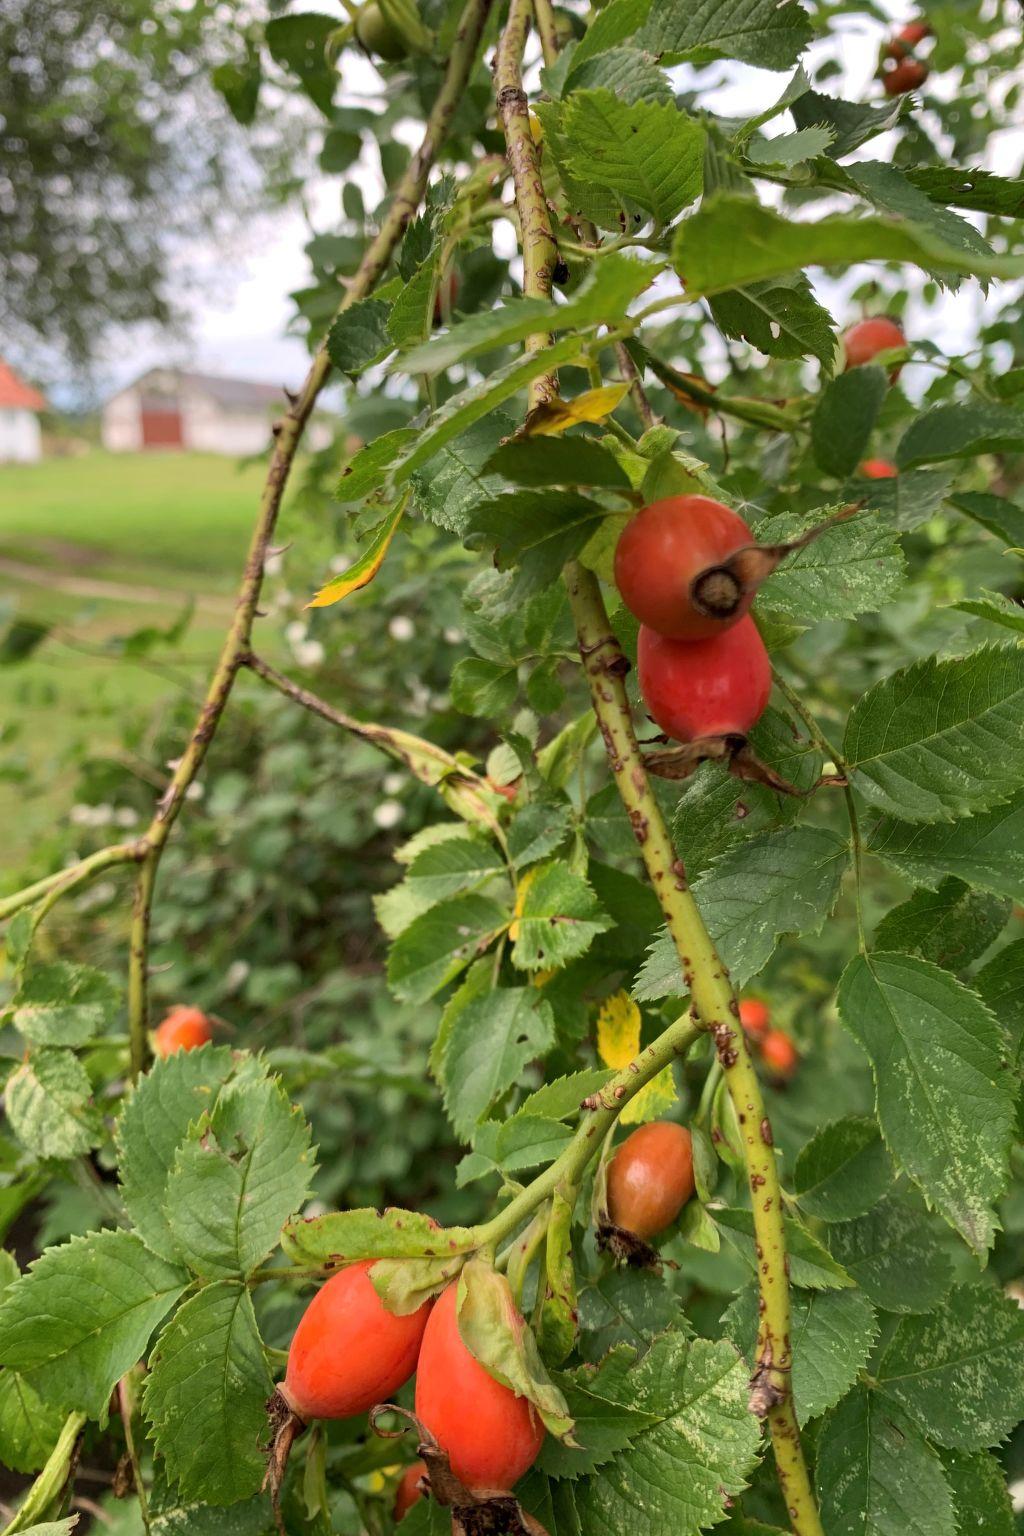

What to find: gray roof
left=120, top=368, right=289, bottom=410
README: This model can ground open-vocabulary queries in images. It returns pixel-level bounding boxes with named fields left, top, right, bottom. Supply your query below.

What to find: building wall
left=101, top=390, right=143, bottom=452
left=181, top=389, right=274, bottom=456
left=0, top=408, right=41, bottom=463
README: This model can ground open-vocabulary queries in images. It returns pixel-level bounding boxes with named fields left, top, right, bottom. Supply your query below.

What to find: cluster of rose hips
left=879, top=18, right=933, bottom=96
left=739, top=998, right=799, bottom=1081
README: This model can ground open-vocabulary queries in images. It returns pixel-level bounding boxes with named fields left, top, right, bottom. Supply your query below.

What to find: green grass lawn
left=0, top=451, right=290, bottom=873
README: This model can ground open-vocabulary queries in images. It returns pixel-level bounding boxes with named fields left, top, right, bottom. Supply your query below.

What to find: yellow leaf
left=509, top=867, right=540, bottom=943
left=596, top=990, right=676, bottom=1124
left=525, top=382, right=630, bottom=437
left=307, top=493, right=407, bottom=608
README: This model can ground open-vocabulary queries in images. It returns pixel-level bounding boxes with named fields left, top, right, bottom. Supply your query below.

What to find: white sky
left=94, top=3, right=1024, bottom=401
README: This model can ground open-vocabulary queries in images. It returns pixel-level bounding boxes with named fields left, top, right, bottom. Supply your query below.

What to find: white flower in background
left=264, top=551, right=284, bottom=577
left=285, top=620, right=306, bottom=646
left=295, top=639, right=325, bottom=668
left=389, top=615, right=414, bottom=641
left=114, top=807, right=139, bottom=827
left=373, top=799, right=404, bottom=830
left=383, top=771, right=405, bottom=795
left=329, top=553, right=352, bottom=574
left=443, top=626, right=463, bottom=644
left=70, top=804, right=95, bottom=826
left=224, top=959, right=250, bottom=992
left=185, top=782, right=204, bottom=801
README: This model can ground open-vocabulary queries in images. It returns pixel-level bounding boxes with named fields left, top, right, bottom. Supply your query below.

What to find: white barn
left=101, top=368, right=330, bottom=456
left=0, top=359, right=46, bottom=463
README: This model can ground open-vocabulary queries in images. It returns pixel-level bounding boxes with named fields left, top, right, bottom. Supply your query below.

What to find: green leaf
left=494, top=1114, right=572, bottom=1173
left=538, top=1373, right=655, bottom=1479
left=400, top=254, right=657, bottom=374
left=790, top=89, right=902, bottom=158
left=952, top=589, right=1024, bottom=635
left=793, top=1117, right=892, bottom=1222
left=672, top=196, right=1024, bottom=299
left=635, top=827, right=849, bottom=999
left=875, top=1285, right=1024, bottom=1449
left=508, top=800, right=574, bottom=870
left=846, top=161, right=995, bottom=286
left=0, top=1231, right=187, bottom=1419
left=517, top=1068, right=615, bottom=1121
left=449, top=657, right=518, bottom=718
left=510, top=863, right=611, bottom=972
left=0, top=1367, right=65, bottom=1473
left=8, top=962, right=119, bottom=1047
left=817, top=1386, right=957, bottom=1536
left=905, top=166, right=1024, bottom=218
left=897, top=402, right=1024, bottom=469
left=753, top=507, right=906, bottom=623
left=559, top=92, right=704, bottom=227
left=811, top=366, right=888, bottom=479
left=387, top=260, right=438, bottom=350
left=485, top=436, right=632, bottom=490
left=163, top=1077, right=314, bottom=1279
left=337, top=428, right=417, bottom=503
left=376, top=837, right=506, bottom=939
left=5, top=1049, right=100, bottom=1159
left=211, top=49, right=262, bottom=126
left=873, top=878, right=1010, bottom=972
left=940, top=1448, right=1016, bottom=1536
left=567, top=0, right=651, bottom=68
left=458, top=1261, right=574, bottom=1440
left=843, top=645, right=1024, bottom=823
left=950, top=490, right=1024, bottom=547
left=281, top=1206, right=475, bottom=1268
left=467, top=492, right=607, bottom=607
left=564, top=47, right=673, bottom=107
left=116, top=1045, right=243, bottom=1263
left=439, top=987, right=555, bottom=1139
left=826, top=1194, right=953, bottom=1315
left=577, top=1268, right=684, bottom=1359
left=975, top=939, right=1024, bottom=1066
left=410, top=414, right=515, bottom=536
left=386, top=894, right=509, bottom=1003
left=710, top=273, right=836, bottom=371
left=869, top=790, right=1024, bottom=902
left=144, top=1282, right=272, bottom=1504
left=326, top=298, right=392, bottom=375
left=639, top=0, right=811, bottom=69
left=721, top=1284, right=877, bottom=1426
left=858, top=466, right=954, bottom=533
left=308, top=495, right=407, bottom=608
left=264, top=14, right=336, bottom=115
left=837, top=953, right=1014, bottom=1255
left=714, top=1206, right=853, bottom=1290
left=569, top=1334, right=761, bottom=1533
left=745, top=125, right=833, bottom=166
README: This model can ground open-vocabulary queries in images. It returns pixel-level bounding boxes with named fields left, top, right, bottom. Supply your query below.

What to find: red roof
left=0, top=361, right=46, bottom=412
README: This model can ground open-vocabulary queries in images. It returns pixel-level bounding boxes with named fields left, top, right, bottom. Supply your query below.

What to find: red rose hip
left=842, top=317, right=906, bottom=376
left=282, top=1261, right=431, bottom=1421
left=614, top=495, right=755, bottom=639
left=394, top=1460, right=427, bottom=1519
left=637, top=615, right=772, bottom=743
left=606, top=1122, right=695, bottom=1239
left=860, top=458, right=898, bottom=479
left=739, top=998, right=771, bottom=1039
left=153, top=1005, right=213, bottom=1057
left=414, top=1282, right=544, bottom=1491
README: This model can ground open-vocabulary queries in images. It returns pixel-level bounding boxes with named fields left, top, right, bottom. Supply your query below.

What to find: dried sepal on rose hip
left=596, top=1121, right=696, bottom=1265
left=614, top=495, right=859, bottom=641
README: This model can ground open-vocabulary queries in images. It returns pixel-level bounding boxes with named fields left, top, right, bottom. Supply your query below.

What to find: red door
left=141, top=408, right=184, bottom=448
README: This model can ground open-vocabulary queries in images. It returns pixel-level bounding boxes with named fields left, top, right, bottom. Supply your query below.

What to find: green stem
left=506, top=1206, right=550, bottom=1303
left=2, top=1410, right=85, bottom=1534
left=122, top=0, right=499, bottom=1079
left=118, top=1371, right=152, bottom=1536
left=772, top=668, right=867, bottom=953
left=567, top=564, right=824, bottom=1536
left=0, top=842, right=143, bottom=925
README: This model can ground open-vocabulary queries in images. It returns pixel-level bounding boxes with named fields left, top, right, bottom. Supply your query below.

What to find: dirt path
left=0, top=555, right=235, bottom=616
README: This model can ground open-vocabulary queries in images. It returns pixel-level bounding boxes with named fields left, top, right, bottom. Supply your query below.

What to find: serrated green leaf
left=0, top=1231, right=187, bottom=1419
left=745, top=125, right=833, bottom=166
left=640, top=0, right=811, bottom=69
left=144, top=1283, right=271, bottom=1503
left=559, top=91, right=704, bottom=227
left=326, top=298, right=392, bottom=375
left=950, top=490, right=1024, bottom=547
left=8, top=963, right=119, bottom=1047
left=163, top=1077, right=314, bottom=1279
left=817, top=1386, right=957, bottom=1536
left=511, top=863, right=611, bottom=972
left=410, top=414, right=515, bottom=535
left=790, top=89, right=901, bottom=158
left=754, top=507, right=905, bottom=623
left=975, top=939, right=1024, bottom=1066
left=876, top=1285, right=1024, bottom=1449
left=508, top=800, right=574, bottom=870
left=538, top=1371, right=655, bottom=1479
left=635, top=827, right=848, bottom=999
left=844, top=645, right=1024, bottom=823
left=793, top=1116, right=893, bottom=1222
left=387, top=260, right=438, bottom=350
left=905, top=166, right=1024, bottom=218
left=0, top=1367, right=65, bottom=1473
left=710, top=273, right=836, bottom=371
left=837, top=953, right=1014, bottom=1254
left=281, top=1206, right=475, bottom=1268
left=439, top=987, right=555, bottom=1140
left=847, top=161, right=995, bottom=287
left=564, top=47, right=673, bottom=106
left=116, top=1045, right=244, bottom=1263
left=449, top=656, right=518, bottom=717
left=467, top=491, right=607, bottom=607
left=386, top=894, right=509, bottom=1003
left=485, top=436, right=632, bottom=490
left=940, top=1448, right=1016, bottom=1536
left=570, top=1334, right=761, bottom=1535
left=826, top=1193, right=953, bottom=1315
left=673, top=196, right=1024, bottom=299
left=493, top=1114, right=572, bottom=1173
left=722, top=1284, right=877, bottom=1426
left=264, top=13, right=336, bottom=115
left=811, top=366, right=888, bottom=479
left=376, top=837, right=506, bottom=939
left=5, top=1049, right=100, bottom=1160
left=869, top=790, right=1024, bottom=902
left=518, top=1068, right=616, bottom=1121
left=873, top=878, right=1009, bottom=972
left=715, top=1206, right=854, bottom=1290
left=897, top=402, right=1024, bottom=469
left=952, top=589, right=1024, bottom=635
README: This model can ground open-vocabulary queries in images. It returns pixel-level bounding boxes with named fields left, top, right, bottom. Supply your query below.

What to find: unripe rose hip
left=606, top=1121, right=695, bottom=1239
